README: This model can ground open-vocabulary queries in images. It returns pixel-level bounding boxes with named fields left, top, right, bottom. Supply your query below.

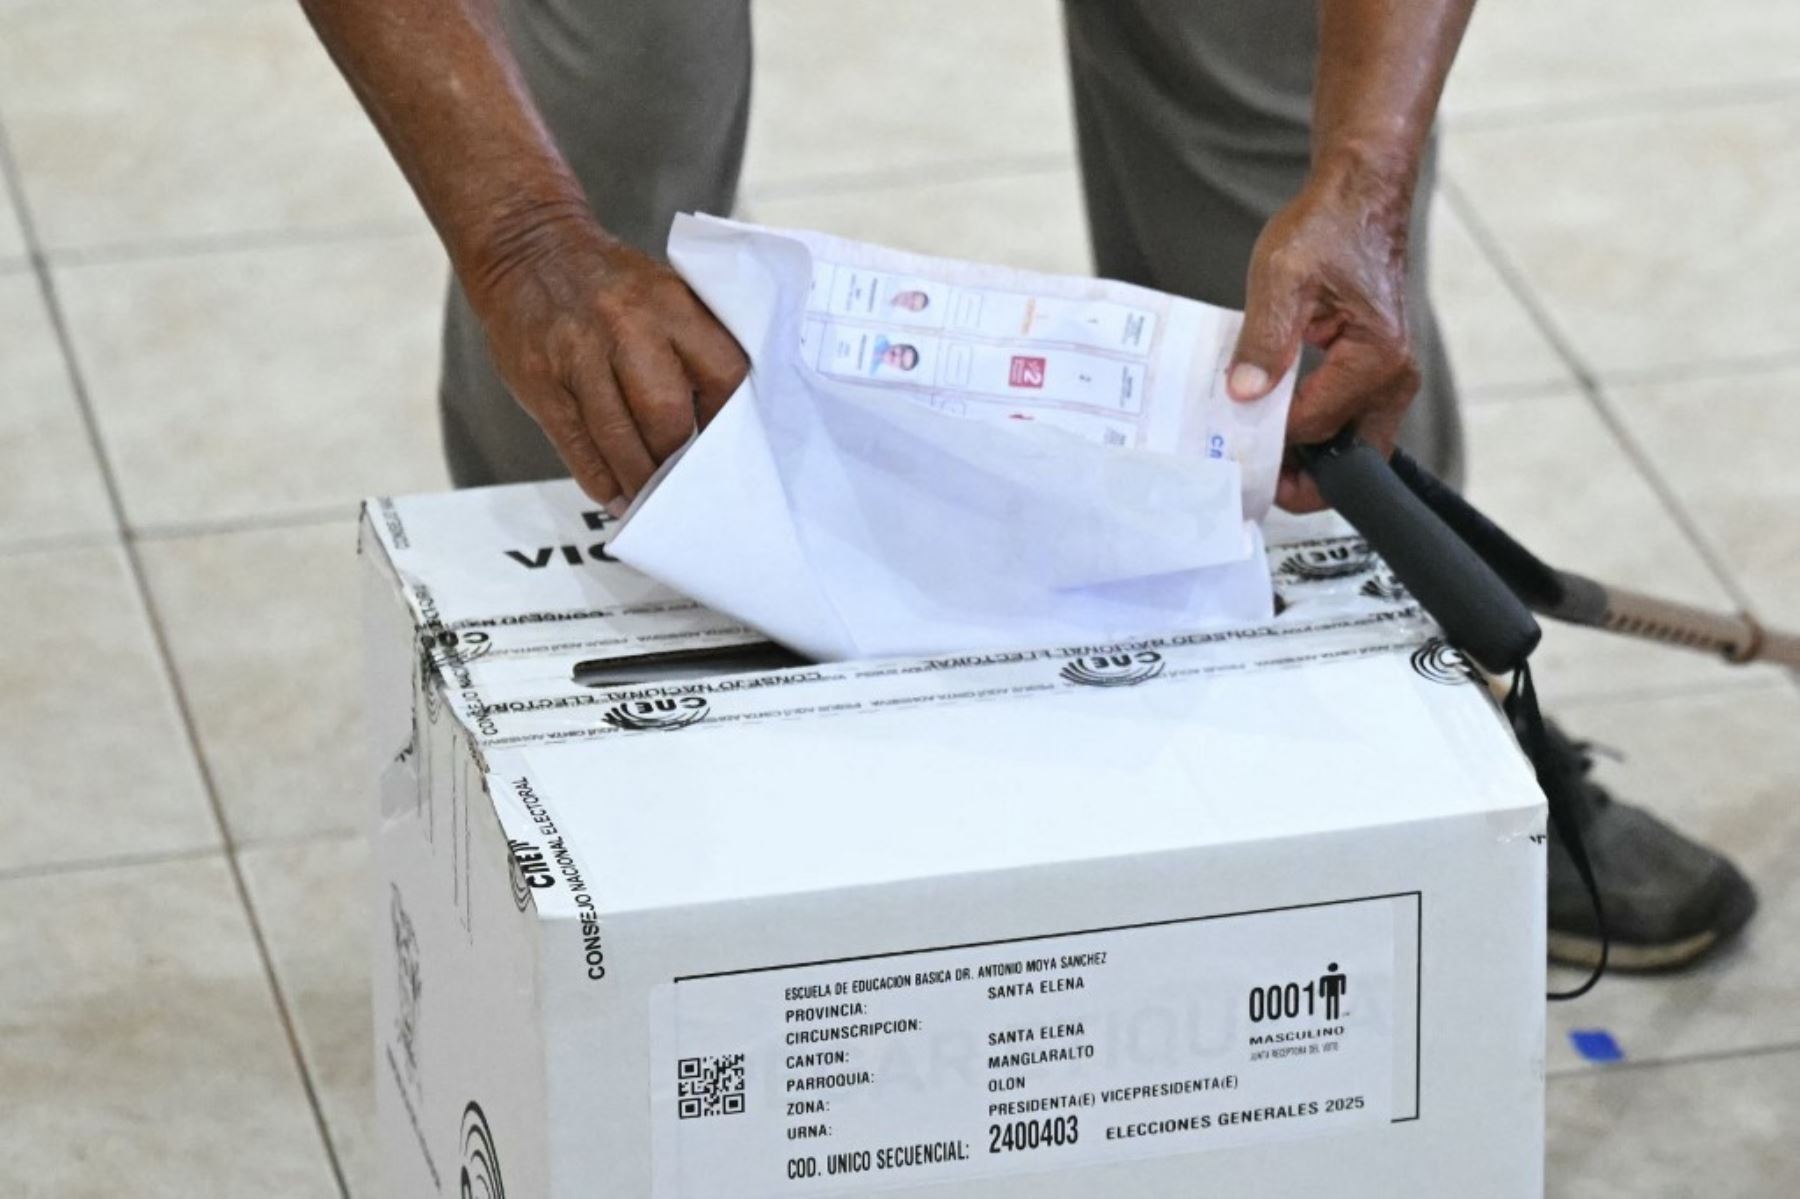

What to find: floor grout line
left=0, top=843, right=226, bottom=887
left=739, top=150, right=1077, bottom=205
left=1, top=510, right=361, bottom=558
left=129, top=503, right=361, bottom=542
left=0, top=506, right=359, bottom=560
left=1547, top=1038, right=1800, bottom=1082
left=1439, top=173, right=1763, bottom=616
left=0, top=527, right=124, bottom=559
left=0, top=122, right=354, bottom=1199
left=1548, top=672, right=1795, bottom=714
left=43, top=218, right=432, bottom=270
left=1445, top=74, right=1800, bottom=134
left=1575, top=349, right=1800, bottom=390
left=1461, top=378, right=1588, bottom=405
left=0, top=826, right=365, bottom=888
left=237, top=825, right=367, bottom=856
left=1462, top=351, right=1800, bottom=403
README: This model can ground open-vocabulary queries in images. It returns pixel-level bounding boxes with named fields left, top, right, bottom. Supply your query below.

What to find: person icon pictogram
left=1319, top=963, right=1348, bottom=1020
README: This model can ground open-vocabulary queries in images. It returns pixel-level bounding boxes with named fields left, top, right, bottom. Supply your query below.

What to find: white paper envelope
left=608, top=216, right=1294, bottom=661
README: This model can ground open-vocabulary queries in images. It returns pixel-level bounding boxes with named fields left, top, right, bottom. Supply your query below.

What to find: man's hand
left=468, top=212, right=748, bottom=511
left=298, top=0, right=747, bottom=508
left=1223, top=0, right=1476, bottom=512
left=1226, top=157, right=1419, bottom=513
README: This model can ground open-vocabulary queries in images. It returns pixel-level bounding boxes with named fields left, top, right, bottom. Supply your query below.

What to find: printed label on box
left=650, top=894, right=1420, bottom=1197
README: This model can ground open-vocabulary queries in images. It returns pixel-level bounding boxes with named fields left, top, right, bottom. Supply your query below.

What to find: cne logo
left=1360, top=571, right=1409, bottom=603
left=425, top=628, right=491, bottom=666
left=1278, top=541, right=1374, bottom=582
left=506, top=839, right=554, bottom=910
left=1060, top=651, right=1165, bottom=688
left=1410, top=638, right=1480, bottom=686
left=460, top=1102, right=505, bottom=1199
left=603, top=696, right=710, bottom=732
left=1009, top=355, right=1047, bottom=389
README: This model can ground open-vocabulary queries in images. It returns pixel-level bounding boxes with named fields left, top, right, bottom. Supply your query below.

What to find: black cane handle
left=1298, top=432, right=1542, bottom=675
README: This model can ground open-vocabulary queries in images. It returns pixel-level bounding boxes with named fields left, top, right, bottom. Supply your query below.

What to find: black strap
left=1504, top=662, right=1609, bottom=1000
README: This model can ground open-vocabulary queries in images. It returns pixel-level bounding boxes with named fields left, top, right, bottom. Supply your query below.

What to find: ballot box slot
left=571, top=643, right=809, bottom=687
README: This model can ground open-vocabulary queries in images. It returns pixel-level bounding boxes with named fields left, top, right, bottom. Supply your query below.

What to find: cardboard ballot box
left=363, top=480, right=1547, bottom=1199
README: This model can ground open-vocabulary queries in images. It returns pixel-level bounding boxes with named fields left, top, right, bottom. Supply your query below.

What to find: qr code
left=677, top=1054, right=747, bottom=1120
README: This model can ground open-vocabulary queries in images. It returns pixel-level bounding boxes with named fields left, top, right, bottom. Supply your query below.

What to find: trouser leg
left=439, top=0, right=754, bottom=488
left=1061, top=0, right=1463, bottom=485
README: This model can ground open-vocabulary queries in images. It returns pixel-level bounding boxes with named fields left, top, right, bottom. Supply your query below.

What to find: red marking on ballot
left=1009, top=355, right=1047, bottom=388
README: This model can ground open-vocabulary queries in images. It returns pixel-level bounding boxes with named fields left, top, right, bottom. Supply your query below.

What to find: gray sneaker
left=1535, top=718, right=1758, bottom=972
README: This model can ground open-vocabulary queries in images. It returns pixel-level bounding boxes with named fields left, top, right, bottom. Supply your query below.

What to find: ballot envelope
left=363, top=478, right=1547, bottom=1199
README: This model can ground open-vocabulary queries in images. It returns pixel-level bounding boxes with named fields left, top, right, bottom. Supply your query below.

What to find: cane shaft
left=1596, top=586, right=1800, bottom=668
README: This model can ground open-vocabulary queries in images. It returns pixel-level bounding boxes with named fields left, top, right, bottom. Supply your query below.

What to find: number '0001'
left=1248, top=982, right=1314, bottom=1022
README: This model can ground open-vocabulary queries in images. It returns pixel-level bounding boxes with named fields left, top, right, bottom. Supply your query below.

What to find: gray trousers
left=441, top=0, right=1464, bottom=490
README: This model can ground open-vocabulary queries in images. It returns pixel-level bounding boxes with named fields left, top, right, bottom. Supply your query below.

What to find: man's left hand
left=1226, top=157, right=1422, bottom=513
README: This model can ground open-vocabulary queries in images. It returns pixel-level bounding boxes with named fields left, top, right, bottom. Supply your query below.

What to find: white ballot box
left=363, top=479, right=1547, bottom=1199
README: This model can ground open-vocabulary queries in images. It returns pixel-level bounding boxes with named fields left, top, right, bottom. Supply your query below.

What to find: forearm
left=299, top=0, right=596, bottom=291
left=1310, top=0, right=1475, bottom=204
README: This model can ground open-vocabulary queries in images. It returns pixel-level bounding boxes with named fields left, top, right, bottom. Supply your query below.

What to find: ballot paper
left=608, top=216, right=1295, bottom=661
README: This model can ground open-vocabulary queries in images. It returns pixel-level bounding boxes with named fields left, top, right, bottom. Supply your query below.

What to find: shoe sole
left=1548, top=928, right=1718, bottom=973
left=1548, top=882, right=1760, bottom=974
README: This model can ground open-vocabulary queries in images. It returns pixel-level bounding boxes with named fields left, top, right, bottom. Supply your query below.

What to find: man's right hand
left=466, top=211, right=749, bottom=512
left=300, top=0, right=747, bottom=508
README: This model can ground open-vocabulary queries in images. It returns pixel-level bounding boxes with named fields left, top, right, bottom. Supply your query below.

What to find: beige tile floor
left=2, top=1, right=1797, bottom=1195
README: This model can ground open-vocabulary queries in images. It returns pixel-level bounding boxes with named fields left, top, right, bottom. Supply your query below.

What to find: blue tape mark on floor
left=1569, top=1029, right=1625, bottom=1063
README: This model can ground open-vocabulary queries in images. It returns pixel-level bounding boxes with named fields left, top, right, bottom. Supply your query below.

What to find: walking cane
left=1297, top=431, right=1800, bottom=670
left=1385, top=448, right=1800, bottom=669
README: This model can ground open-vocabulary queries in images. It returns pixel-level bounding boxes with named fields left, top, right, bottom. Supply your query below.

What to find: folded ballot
left=607, top=217, right=1296, bottom=661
